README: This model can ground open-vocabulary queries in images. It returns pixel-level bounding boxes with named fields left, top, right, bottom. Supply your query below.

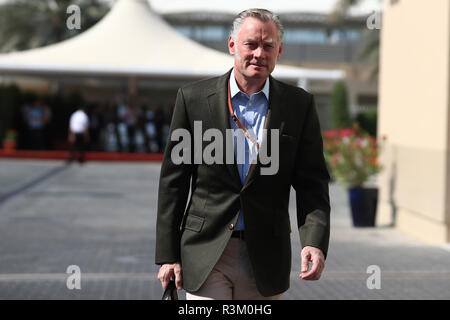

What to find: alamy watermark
left=66, top=5, right=81, bottom=30
left=366, top=265, right=381, bottom=289
left=366, top=11, right=381, bottom=30
left=66, top=265, right=81, bottom=290
left=170, top=121, right=280, bottom=175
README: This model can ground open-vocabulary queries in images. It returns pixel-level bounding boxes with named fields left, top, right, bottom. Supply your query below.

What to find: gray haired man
left=156, top=8, right=331, bottom=300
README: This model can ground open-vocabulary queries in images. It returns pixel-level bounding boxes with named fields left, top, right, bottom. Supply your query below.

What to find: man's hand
left=157, top=262, right=183, bottom=290
left=299, top=246, right=325, bottom=280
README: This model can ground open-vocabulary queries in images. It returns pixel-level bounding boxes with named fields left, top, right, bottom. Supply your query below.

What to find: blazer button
left=228, top=224, right=234, bottom=230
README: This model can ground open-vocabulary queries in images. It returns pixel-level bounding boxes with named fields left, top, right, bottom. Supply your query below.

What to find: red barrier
left=0, top=150, right=164, bottom=162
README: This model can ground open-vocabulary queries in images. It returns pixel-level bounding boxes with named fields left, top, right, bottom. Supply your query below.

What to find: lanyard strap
left=227, top=81, right=261, bottom=149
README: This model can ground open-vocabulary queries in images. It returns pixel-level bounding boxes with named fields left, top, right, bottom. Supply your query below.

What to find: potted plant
left=2, top=129, right=17, bottom=153
left=323, top=123, right=386, bottom=227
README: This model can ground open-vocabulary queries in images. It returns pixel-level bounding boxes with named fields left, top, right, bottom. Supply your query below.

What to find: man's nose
left=253, top=45, right=263, bottom=59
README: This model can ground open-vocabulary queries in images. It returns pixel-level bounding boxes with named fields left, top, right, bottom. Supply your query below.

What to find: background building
left=377, top=0, right=450, bottom=243
left=151, top=0, right=382, bottom=130
left=0, top=0, right=350, bottom=152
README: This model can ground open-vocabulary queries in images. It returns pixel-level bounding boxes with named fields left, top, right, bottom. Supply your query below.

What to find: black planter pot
left=348, top=187, right=378, bottom=227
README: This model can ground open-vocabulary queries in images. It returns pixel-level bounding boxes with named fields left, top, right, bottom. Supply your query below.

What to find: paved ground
left=0, top=158, right=450, bottom=300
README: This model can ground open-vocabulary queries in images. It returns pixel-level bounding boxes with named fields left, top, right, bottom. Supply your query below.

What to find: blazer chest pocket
left=280, top=134, right=296, bottom=151
left=280, top=134, right=296, bottom=143
left=184, top=214, right=205, bottom=233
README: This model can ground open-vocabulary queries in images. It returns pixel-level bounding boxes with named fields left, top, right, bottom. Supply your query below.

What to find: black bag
left=161, top=279, right=178, bottom=300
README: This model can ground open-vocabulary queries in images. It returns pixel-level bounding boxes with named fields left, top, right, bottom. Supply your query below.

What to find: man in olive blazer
left=156, top=9, right=330, bottom=299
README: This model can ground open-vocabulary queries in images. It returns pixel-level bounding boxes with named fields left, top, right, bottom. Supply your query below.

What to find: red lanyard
left=227, top=81, right=261, bottom=149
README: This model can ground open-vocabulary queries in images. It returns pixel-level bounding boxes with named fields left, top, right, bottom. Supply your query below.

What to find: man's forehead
left=239, top=18, right=279, bottom=41
left=243, top=37, right=276, bottom=43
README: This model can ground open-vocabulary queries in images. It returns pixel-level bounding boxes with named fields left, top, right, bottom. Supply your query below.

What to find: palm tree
left=0, top=0, right=110, bottom=53
left=328, top=0, right=380, bottom=80
left=328, top=0, right=361, bottom=23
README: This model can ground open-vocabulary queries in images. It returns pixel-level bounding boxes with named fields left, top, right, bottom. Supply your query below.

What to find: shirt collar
left=230, top=68, right=269, bottom=100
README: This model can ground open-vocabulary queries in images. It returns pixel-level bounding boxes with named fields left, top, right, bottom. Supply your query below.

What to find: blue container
left=348, top=187, right=378, bottom=227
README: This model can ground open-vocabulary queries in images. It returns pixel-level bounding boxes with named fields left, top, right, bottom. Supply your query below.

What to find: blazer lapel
left=242, top=75, right=284, bottom=191
left=207, top=71, right=285, bottom=191
left=207, top=69, right=242, bottom=189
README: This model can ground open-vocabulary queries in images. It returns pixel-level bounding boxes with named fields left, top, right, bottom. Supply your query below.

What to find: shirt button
left=248, top=102, right=252, bottom=106
left=228, top=224, right=234, bottom=230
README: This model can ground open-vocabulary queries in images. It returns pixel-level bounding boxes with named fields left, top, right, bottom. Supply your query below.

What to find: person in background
left=23, top=99, right=51, bottom=150
left=122, top=98, right=140, bottom=153
left=67, top=106, right=89, bottom=164
left=140, top=102, right=152, bottom=153
left=153, top=106, right=165, bottom=153
left=88, top=104, right=104, bottom=151
left=103, top=101, right=122, bottom=152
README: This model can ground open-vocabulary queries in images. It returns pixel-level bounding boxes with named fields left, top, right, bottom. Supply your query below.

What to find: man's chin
left=246, top=68, right=269, bottom=79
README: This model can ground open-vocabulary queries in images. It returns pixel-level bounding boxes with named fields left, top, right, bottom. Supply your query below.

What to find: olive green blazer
left=155, top=69, right=330, bottom=297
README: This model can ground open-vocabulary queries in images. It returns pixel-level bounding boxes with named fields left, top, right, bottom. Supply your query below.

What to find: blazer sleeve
left=292, top=94, right=331, bottom=259
left=155, top=88, right=194, bottom=265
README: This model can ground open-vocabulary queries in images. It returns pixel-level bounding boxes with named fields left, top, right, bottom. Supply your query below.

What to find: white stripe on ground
left=1, top=271, right=450, bottom=282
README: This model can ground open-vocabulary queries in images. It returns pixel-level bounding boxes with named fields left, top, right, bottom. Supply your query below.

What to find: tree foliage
left=330, top=81, right=351, bottom=129
left=0, top=0, right=110, bottom=53
left=328, top=0, right=380, bottom=80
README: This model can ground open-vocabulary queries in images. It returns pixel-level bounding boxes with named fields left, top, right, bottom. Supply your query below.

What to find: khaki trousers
left=186, top=237, right=283, bottom=300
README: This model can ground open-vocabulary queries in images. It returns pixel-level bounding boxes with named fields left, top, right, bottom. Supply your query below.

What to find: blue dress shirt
left=229, top=68, right=270, bottom=231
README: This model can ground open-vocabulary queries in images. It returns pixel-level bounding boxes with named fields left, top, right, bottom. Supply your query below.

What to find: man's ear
left=277, top=42, right=283, bottom=61
left=228, top=36, right=236, bottom=56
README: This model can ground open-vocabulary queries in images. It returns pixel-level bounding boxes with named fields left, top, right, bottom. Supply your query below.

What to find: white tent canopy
left=149, top=0, right=383, bottom=17
left=0, top=0, right=344, bottom=83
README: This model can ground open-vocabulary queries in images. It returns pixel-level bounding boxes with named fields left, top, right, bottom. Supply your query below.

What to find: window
left=283, top=28, right=328, bottom=44
left=193, top=26, right=227, bottom=41
left=174, top=26, right=192, bottom=38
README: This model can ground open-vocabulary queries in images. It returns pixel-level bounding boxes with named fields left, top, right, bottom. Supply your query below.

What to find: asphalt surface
left=0, top=158, right=449, bottom=300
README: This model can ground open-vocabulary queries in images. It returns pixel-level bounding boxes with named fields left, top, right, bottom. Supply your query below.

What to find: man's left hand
left=299, top=246, right=325, bottom=280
